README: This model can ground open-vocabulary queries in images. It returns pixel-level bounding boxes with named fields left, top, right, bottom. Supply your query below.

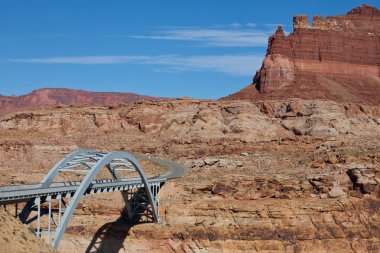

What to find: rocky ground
left=0, top=206, right=54, bottom=253
left=0, top=98, right=379, bottom=252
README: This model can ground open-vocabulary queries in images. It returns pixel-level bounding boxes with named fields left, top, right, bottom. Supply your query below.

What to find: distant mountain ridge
left=0, top=88, right=157, bottom=116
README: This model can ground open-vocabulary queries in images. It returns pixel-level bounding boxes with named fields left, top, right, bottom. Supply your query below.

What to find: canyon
left=0, top=98, right=379, bottom=252
left=0, top=4, right=379, bottom=253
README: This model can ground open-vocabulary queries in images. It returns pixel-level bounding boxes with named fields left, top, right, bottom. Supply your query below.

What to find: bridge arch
left=41, top=149, right=96, bottom=187
left=52, top=150, right=159, bottom=249
left=19, top=149, right=96, bottom=223
left=0, top=148, right=190, bottom=251
left=18, top=149, right=159, bottom=250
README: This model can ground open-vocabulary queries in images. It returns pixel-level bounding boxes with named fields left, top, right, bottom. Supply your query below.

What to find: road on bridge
left=133, top=154, right=188, bottom=180
left=0, top=153, right=188, bottom=205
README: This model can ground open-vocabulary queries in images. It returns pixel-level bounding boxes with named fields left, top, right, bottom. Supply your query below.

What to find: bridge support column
left=151, top=183, right=161, bottom=221
left=57, top=194, right=62, bottom=229
left=47, top=196, right=52, bottom=244
left=35, top=197, right=41, bottom=237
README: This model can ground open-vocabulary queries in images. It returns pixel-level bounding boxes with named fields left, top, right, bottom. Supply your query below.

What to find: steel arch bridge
left=0, top=149, right=187, bottom=250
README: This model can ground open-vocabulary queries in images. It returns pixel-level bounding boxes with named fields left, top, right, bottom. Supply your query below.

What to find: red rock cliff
left=0, top=88, right=156, bottom=116
left=226, top=4, right=380, bottom=104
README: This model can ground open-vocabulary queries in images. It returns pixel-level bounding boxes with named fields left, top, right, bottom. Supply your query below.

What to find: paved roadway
left=133, top=154, right=188, bottom=180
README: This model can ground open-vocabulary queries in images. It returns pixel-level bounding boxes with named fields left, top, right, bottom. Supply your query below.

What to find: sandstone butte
left=224, top=4, right=380, bottom=104
left=0, top=88, right=157, bottom=117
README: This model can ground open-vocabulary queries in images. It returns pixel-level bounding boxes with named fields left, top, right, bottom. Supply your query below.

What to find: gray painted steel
left=41, top=149, right=96, bottom=187
left=0, top=149, right=187, bottom=251
left=52, top=151, right=159, bottom=250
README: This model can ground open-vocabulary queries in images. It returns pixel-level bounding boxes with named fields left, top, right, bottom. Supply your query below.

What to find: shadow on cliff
left=85, top=214, right=135, bottom=253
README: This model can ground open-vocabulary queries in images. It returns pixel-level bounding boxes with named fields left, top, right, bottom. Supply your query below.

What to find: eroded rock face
left=0, top=88, right=156, bottom=117
left=226, top=5, right=380, bottom=104
left=0, top=98, right=379, bottom=252
left=0, top=99, right=378, bottom=145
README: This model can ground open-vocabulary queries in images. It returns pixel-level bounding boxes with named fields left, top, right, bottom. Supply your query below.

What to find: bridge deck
left=0, top=178, right=165, bottom=205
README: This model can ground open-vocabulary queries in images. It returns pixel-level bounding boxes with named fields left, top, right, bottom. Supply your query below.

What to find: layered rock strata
left=0, top=98, right=379, bottom=252
left=226, top=5, right=380, bottom=104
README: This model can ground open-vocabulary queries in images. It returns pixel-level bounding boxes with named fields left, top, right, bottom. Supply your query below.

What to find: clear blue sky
left=0, top=0, right=378, bottom=98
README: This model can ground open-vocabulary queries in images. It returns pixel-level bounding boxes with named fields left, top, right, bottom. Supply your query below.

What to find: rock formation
left=0, top=4, right=379, bottom=253
left=226, top=5, right=380, bottom=104
left=0, top=88, right=156, bottom=117
left=0, top=98, right=379, bottom=252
